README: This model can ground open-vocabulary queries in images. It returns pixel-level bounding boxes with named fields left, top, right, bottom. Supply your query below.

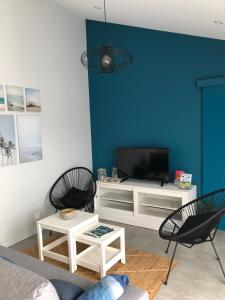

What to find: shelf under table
left=76, top=246, right=120, bottom=272
left=100, top=191, right=133, bottom=204
left=100, top=199, right=133, bottom=212
left=138, top=193, right=182, bottom=211
left=139, top=206, right=174, bottom=219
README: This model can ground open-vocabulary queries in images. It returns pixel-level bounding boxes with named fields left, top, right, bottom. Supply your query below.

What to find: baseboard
left=1, top=228, right=36, bottom=247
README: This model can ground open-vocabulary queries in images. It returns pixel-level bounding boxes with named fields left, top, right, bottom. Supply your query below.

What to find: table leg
left=68, top=233, right=77, bottom=273
left=100, top=244, right=106, bottom=278
left=37, top=223, right=44, bottom=261
left=120, top=230, right=126, bottom=264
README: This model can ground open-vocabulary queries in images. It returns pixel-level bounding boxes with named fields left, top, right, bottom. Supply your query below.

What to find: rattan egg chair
left=159, top=187, right=225, bottom=285
left=49, top=167, right=96, bottom=212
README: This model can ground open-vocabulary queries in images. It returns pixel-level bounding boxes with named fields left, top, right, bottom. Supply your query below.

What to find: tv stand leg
left=161, top=181, right=164, bottom=187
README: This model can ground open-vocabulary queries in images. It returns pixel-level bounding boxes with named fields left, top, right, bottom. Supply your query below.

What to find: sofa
left=0, top=245, right=149, bottom=300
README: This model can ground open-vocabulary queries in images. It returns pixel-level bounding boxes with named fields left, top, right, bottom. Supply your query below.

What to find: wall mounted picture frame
left=25, top=88, right=41, bottom=112
left=6, top=85, right=25, bottom=112
left=0, top=115, right=17, bottom=167
left=0, top=84, right=43, bottom=167
left=0, top=85, right=6, bottom=111
left=17, top=115, right=43, bottom=163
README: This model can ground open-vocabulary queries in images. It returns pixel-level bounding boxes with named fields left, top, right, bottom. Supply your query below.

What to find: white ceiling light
left=80, top=0, right=133, bottom=73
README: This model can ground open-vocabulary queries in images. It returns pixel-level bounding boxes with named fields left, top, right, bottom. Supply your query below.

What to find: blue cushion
left=77, top=276, right=125, bottom=300
left=50, top=279, right=84, bottom=300
left=111, top=275, right=129, bottom=288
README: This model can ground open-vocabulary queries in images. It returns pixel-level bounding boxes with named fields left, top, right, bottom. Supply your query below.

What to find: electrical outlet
left=34, top=212, right=40, bottom=220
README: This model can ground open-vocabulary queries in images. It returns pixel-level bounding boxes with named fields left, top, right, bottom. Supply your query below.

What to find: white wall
left=0, top=0, right=92, bottom=246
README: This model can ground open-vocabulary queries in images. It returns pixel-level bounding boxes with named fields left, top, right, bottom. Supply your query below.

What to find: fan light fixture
left=81, top=0, right=133, bottom=73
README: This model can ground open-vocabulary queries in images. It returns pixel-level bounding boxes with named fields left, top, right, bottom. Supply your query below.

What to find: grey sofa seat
left=0, top=246, right=149, bottom=300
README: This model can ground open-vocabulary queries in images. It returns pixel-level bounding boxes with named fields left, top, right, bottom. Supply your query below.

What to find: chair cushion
left=178, top=212, right=215, bottom=235
left=50, top=279, right=84, bottom=300
left=0, top=259, right=59, bottom=300
left=61, top=187, right=90, bottom=209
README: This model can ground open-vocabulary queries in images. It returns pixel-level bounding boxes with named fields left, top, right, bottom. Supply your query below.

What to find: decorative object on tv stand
left=80, top=0, right=133, bottom=73
left=179, top=173, right=192, bottom=190
left=111, top=167, right=118, bottom=181
left=97, top=168, right=107, bottom=182
left=175, top=170, right=185, bottom=185
left=0, top=115, right=17, bottom=167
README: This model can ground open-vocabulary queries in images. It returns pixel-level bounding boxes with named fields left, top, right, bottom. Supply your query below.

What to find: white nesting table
left=74, top=222, right=126, bottom=278
left=37, top=211, right=98, bottom=272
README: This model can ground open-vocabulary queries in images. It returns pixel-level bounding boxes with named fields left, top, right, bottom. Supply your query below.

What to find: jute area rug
left=20, top=235, right=175, bottom=299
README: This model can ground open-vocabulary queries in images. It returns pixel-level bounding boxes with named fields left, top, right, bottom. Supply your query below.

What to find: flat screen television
left=117, top=147, right=169, bottom=184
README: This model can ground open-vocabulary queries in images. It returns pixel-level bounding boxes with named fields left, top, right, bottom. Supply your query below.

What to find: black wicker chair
left=159, top=188, right=225, bottom=285
left=49, top=167, right=96, bottom=212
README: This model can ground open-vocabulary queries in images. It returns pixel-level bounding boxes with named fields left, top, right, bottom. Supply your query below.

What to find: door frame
left=197, top=75, right=225, bottom=195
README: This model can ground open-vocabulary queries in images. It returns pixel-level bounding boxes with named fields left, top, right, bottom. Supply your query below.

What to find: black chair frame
left=49, top=167, right=96, bottom=212
left=159, top=187, right=225, bottom=285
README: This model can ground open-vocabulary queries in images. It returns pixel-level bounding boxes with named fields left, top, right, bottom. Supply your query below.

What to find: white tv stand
left=94, top=179, right=197, bottom=230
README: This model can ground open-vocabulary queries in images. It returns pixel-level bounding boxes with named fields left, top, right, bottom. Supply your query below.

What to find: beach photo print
left=0, top=85, right=6, bottom=111
left=17, top=115, right=43, bottom=163
left=6, top=85, right=25, bottom=112
left=0, top=115, right=17, bottom=167
left=25, top=88, right=41, bottom=112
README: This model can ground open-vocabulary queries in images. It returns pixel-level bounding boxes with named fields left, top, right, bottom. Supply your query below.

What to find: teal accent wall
left=86, top=20, right=225, bottom=191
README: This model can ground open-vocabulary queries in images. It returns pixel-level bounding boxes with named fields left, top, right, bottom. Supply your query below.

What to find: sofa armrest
left=119, top=286, right=149, bottom=300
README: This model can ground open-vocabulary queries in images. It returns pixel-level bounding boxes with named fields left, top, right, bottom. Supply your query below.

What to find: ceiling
left=53, top=0, right=225, bottom=40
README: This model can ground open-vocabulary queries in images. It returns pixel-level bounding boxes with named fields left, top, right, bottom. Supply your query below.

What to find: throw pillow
left=61, top=187, right=90, bottom=209
left=77, top=276, right=125, bottom=300
left=50, top=279, right=84, bottom=300
left=178, top=212, right=215, bottom=235
left=110, top=274, right=129, bottom=288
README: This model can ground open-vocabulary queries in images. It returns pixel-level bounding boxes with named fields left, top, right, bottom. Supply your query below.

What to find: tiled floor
left=12, top=221, right=225, bottom=300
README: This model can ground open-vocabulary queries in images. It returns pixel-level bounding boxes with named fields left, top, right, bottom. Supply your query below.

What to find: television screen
left=117, top=147, right=169, bottom=182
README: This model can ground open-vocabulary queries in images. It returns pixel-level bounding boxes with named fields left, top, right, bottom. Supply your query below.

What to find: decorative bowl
left=59, top=208, right=76, bottom=220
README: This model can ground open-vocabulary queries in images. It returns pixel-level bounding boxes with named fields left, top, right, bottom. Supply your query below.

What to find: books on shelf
left=84, top=225, right=114, bottom=238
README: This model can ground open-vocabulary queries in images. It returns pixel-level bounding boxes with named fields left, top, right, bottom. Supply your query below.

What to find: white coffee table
left=37, top=211, right=98, bottom=272
left=74, top=222, right=126, bottom=278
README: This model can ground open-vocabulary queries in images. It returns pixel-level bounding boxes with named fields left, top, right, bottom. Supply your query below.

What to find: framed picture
left=25, top=88, right=41, bottom=112
left=17, top=115, right=43, bottom=163
left=0, top=115, right=17, bottom=167
left=6, top=85, right=25, bottom=112
left=0, top=85, right=6, bottom=111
